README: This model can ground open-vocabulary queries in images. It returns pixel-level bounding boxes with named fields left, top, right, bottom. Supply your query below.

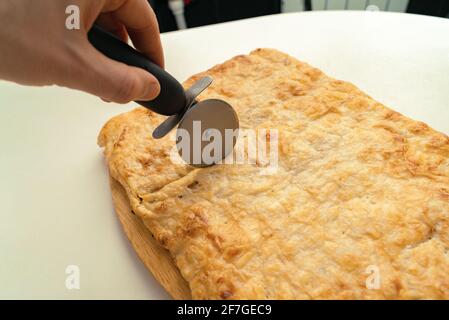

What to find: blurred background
left=149, top=0, right=449, bottom=32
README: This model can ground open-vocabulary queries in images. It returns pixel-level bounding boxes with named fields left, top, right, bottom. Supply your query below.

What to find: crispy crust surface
left=98, top=49, right=449, bottom=299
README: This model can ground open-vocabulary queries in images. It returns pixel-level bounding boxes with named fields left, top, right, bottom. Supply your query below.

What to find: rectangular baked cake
left=98, top=49, right=449, bottom=299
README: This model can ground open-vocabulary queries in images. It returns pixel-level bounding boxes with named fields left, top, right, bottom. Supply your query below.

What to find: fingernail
left=140, top=80, right=160, bottom=101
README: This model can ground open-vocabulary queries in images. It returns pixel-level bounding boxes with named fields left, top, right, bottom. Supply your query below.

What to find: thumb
left=72, top=43, right=160, bottom=104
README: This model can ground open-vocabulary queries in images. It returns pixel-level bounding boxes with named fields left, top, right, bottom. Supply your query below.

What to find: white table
left=1, top=11, right=448, bottom=299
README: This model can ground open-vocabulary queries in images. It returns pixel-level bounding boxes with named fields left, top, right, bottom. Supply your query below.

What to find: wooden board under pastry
left=109, top=176, right=191, bottom=299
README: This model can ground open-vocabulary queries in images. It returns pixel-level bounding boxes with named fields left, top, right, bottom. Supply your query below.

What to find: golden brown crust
left=99, top=49, right=449, bottom=299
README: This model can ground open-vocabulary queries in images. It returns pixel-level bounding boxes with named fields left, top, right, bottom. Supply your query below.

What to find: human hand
left=0, top=0, right=163, bottom=103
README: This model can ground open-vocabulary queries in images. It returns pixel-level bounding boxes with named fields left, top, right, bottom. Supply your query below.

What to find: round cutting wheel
left=176, top=99, right=239, bottom=167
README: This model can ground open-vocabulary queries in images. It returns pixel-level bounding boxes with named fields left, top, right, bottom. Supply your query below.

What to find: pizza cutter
left=88, top=25, right=239, bottom=167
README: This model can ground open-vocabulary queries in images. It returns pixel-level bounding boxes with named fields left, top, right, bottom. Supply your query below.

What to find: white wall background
left=282, top=0, right=409, bottom=13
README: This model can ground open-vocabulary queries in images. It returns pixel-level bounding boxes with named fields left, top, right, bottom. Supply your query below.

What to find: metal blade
left=176, top=99, right=239, bottom=167
left=152, top=76, right=214, bottom=139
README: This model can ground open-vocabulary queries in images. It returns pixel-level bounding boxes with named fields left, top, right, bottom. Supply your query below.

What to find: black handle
left=88, top=24, right=186, bottom=116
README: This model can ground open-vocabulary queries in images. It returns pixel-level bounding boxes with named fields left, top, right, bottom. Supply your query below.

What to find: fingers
left=63, top=0, right=164, bottom=103
left=71, top=42, right=160, bottom=103
left=96, top=12, right=128, bottom=43
left=102, top=0, right=164, bottom=67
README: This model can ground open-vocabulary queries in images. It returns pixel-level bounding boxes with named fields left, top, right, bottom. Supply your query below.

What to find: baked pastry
left=98, top=49, right=449, bottom=299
